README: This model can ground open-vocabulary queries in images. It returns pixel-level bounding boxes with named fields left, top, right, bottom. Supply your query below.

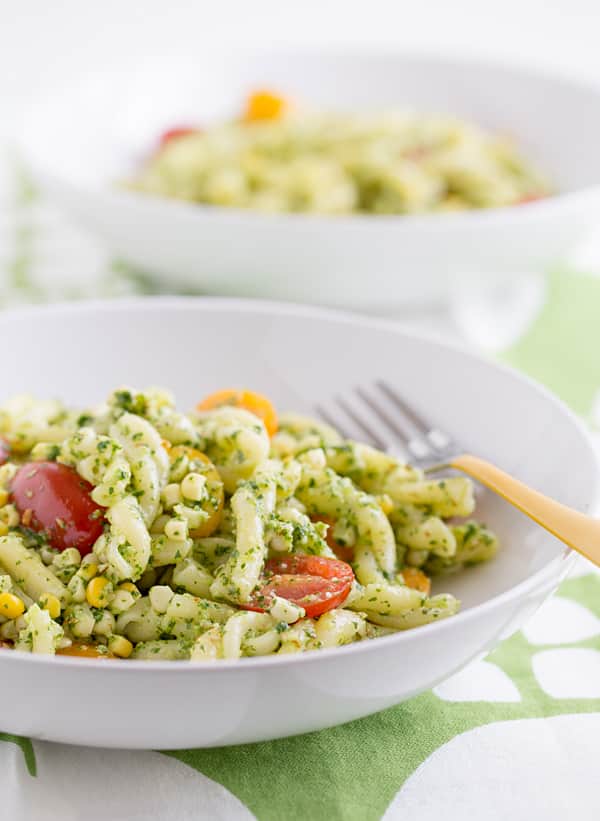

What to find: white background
left=3, top=0, right=600, bottom=131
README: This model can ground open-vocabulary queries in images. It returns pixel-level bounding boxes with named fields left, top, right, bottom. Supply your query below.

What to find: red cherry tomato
left=0, top=439, right=10, bottom=466
left=11, top=462, right=105, bottom=555
left=241, top=555, right=354, bottom=618
left=159, top=126, right=199, bottom=148
left=517, top=193, right=544, bottom=205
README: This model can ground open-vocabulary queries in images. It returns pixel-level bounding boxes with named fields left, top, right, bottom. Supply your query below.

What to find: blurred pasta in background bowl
left=17, top=51, right=600, bottom=309
left=129, top=89, right=549, bottom=215
left=0, top=298, right=595, bottom=748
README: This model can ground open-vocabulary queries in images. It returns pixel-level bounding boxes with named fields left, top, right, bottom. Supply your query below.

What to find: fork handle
left=451, top=454, right=600, bottom=567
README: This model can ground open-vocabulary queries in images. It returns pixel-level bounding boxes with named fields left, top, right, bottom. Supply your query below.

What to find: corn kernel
left=93, top=609, right=115, bottom=637
left=149, top=585, right=174, bottom=614
left=0, top=489, right=8, bottom=507
left=86, top=576, right=112, bottom=608
left=54, top=547, right=82, bottom=569
left=109, top=589, right=135, bottom=615
left=79, top=562, right=99, bottom=583
left=173, top=503, right=207, bottom=533
left=0, top=463, right=16, bottom=486
left=377, top=494, right=394, bottom=516
left=162, top=483, right=182, bottom=509
left=0, top=505, right=20, bottom=528
left=0, top=592, right=25, bottom=619
left=164, top=517, right=188, bottom=541
left=65, top=603, right=95, bottom=638
left=68, top=574, right=87, bottom=603
left=39, top=593, right=61, bottom=619
left=117, top=582, right=139, bottom=596
left=30, top=442, right=60, bottom=462
left=0, top=522, right=8, bottom=537
left=108, top=634, right=133, bottom=658
left=181, top=472, right=207, bottom=503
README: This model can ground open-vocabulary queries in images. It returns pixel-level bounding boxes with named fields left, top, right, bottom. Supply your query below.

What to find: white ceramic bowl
left=0, top=297, right=597, bottom=749
left=17, top=52, right=600, bottom=310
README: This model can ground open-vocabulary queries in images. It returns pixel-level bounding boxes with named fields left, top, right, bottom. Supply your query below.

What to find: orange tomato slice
left=517, top=193, right=544, bottom=205
left=400, top=567, right=431, bottom=595
left=242, top=90, right=288, bottom=122
left=197, top=389, right=278, bottom=436
left=310, top=515, right=354, bottom=563
left=168, top=446, right=224, bottom=538
left=57, top=643, right=115, bottom=659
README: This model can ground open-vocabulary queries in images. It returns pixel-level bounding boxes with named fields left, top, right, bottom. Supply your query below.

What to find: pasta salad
left=130, top=89, right=549, bottom=215
left=0, top=387, right=498, bottom=662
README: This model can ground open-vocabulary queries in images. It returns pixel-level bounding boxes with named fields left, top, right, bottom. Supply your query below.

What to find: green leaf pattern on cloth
left=502, top=268, right=600, bottom=419
left=164, top=570, right=600, bottom=821
left=4, top=570, right=599, bottom=820
left=0, top=734, right=36, bottom=775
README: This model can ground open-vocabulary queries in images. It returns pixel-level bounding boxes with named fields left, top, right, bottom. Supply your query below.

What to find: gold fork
left=317, top=379, right=600, bottom=568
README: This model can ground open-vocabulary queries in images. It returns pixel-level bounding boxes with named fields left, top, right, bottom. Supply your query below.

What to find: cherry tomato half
left=310, top=515, right=354, bottom=562
left=241, top=555, right=354, bottom=618
left=168, top=446, right=224, bottom=538
left=517, top=193, right=544, bottom=205
left=401, top=566, right=431, bottom=595
left=159, top=126, right=199, bottom=148
left=197, top=388, right=278, bottom=436
left=11, top=462, right=105, bottom=555
left=242, top=90, right=289, bottom=123
left=56, top=643, right=114, bottom=659
left=0, top=439, right=10, bottom=466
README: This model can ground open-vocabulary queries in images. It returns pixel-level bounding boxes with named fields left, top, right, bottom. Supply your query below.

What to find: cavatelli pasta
left=295, top=457, right=397, bottom=582
left=192, top=406, right=270, bottom=493
left=0, top=387, right=499, bottom=660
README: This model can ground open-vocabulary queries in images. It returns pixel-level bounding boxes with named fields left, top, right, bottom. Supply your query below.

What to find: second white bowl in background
left=17, top=51, right=600, bottom=309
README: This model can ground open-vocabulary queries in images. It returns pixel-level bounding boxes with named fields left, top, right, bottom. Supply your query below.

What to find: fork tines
left=316, top=380, right=456, bottom=467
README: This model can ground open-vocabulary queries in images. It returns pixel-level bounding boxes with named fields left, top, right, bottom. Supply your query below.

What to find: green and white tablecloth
left=2, top=165, right=600, bottom=821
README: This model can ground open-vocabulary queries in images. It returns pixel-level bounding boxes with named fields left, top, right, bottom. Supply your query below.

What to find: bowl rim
left=81, top=183, right=600, bottom=232
left=17, top=47, right=600, bottom=229
left=0, top=295, right=597, bottom=673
